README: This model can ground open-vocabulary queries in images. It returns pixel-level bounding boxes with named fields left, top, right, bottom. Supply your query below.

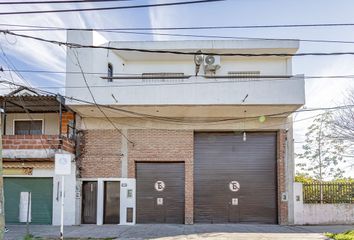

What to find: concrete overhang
left=68, top=104, right=302, bottom=118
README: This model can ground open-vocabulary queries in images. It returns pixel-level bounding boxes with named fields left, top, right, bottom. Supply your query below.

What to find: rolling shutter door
left=4, top=177, right=53, bottom=224
left=136, top=162, right=185, bottom=223
left=194, top=132, right=277, bottom=224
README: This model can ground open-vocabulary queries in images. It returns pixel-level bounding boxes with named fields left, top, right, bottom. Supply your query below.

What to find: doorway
left=103, top=181, right=120, bottom=224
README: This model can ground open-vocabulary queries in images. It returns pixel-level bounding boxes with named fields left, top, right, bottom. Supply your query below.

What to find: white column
left=119, top=179, right=136, bottom=225
left=97, top=179, right=104, bottom=225
left=293, top=182, right=304, bottom=225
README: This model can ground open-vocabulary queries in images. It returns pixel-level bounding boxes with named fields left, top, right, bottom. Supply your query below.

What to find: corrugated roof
left=0, top=87, right=68, bottom=113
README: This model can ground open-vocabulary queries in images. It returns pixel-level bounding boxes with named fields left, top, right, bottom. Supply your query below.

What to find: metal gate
left=4, top=177, right=53, bottom=224
left=82, top=181, right=97, bottom=224
left=194, top=132, right=277, bottom=224
left=136, top=162, right=185, bottom=223
left=104, top=181, right=120, bottom=224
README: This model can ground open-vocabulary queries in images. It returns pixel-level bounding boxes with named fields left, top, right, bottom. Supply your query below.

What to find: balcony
left=2, top=135, right=75, bottom=160
left=67, top=75, right=305, bottom=118
left=0, top=89, right=76, bottom=161
left=2, top=135, right=75, bottom=152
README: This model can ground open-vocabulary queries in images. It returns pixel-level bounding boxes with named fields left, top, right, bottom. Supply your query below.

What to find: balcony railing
left=2, top=134, right=75, bottom=154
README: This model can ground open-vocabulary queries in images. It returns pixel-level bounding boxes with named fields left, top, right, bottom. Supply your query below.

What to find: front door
left=104, top=181, right=120, bottom=224
left=82, top=181, right=97, bottom=224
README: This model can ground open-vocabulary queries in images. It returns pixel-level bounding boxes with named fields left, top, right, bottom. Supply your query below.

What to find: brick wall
left=61, top=111, right=75, bottom=135
left=277, top=130, right=288, bottom=225
left=128, top=129, right=194, bottom=224
left=2, top=135, right=74, bottom=153
left=79, top=129, right=122, bottom=178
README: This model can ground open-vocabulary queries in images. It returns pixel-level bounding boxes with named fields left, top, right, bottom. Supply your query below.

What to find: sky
left=0, top=0, right=353, bottom=176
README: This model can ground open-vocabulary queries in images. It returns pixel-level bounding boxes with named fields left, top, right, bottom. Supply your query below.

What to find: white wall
left=302, top=204, right=354, bottom=225
left=293, top=182, right=354, bottom=225
left=81, top=178, right=136, bottom=225
left=52, top=162, right=77, bottom=226
left=5, top=113, right=59, bottom=135
left=65, top=30, right=305, bottom=106
left=119, top=178, right=136, bottom=225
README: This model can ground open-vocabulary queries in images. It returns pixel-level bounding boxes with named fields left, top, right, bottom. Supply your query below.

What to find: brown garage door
left=136, top=162, right=185, bottom=223
left=194, top=132, right=277, bottom=224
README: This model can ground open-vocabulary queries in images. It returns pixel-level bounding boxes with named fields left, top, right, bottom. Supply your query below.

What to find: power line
left=4, top=23, right=354, bottom=45
left=86, top=30, right=354, bottom=45
left=4, top=30, right=354, bottom=57
left=0, top=0, right=224, bottom=15
left=0, top=58, right=53, bottom=156
left=3, top=22, right=354, bottom=30
left=72, top=49, right=134, bottom=145
left=3, top=79, right=354, bottom=125
left=0, top=0, right=136, bottom=4
left=2, top=69, right=354, bottom=79
left=7, top=28, right=354, bottom=45
left=1, top=69, right=354, bottom=90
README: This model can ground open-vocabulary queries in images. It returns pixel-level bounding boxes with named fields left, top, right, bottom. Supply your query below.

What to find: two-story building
left=65, top=30, right=305, bottom=225
left=0, top=87, right=77, bottom=225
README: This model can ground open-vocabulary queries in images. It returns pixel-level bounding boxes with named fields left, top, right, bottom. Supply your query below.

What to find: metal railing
left=303, top=182, right=354, bottom=204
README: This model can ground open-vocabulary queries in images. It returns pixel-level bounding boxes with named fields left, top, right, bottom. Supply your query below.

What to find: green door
left=4, top=177, right=53, bottom=224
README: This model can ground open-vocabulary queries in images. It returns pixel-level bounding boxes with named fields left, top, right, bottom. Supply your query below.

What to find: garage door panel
left=136, top=163, right=185, bottom=224
left=194, top=132, right=277, bottom=224
left=4, top=178, right=53, bottom=225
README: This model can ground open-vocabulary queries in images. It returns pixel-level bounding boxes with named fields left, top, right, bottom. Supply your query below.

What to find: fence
left=303, top=182, right=354, bottom=204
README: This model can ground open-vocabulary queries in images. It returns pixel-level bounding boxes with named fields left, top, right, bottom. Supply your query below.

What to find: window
left=107, top=63, right=113, bottom=82
left=14, top=120, right=42, bottom=135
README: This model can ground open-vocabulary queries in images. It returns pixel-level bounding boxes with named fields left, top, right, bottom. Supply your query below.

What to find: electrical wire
left=0, top=75, right=350, bottom=90
left=0, top=0, right=137, bottom=4
left=3, top=30, right=354, bottom=57
left=4, top=28, right=354, bottom=45
left=3, top=22, right=354, bottom=30
left=0, top=53, right=53, bottom=156
left=3, top=79, right=354, bottom=126
left=1, top=69, right=354, bottom=80
left=72, top=49, right=134, bottom=144
left=0, top=0, right=224, bottom=15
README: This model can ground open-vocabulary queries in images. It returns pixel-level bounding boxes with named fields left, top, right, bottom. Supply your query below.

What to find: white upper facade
left=65, top=30, right=305, bottom=109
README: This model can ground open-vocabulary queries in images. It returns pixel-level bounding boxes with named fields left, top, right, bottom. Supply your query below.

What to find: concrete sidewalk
left=4, top=224, right=354, bottom=240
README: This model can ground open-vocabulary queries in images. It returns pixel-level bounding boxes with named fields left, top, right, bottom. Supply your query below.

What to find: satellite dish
left=205, top=55, right=215, bottom=65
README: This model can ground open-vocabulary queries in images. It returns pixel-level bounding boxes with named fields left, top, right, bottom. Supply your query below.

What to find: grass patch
left=325, top=230, right=354, bottom=240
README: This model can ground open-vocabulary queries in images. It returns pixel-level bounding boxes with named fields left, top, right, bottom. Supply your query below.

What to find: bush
left=325, top=230, right=354, bottom=240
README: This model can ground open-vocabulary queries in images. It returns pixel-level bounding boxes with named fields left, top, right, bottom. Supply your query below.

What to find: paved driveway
left=4, top=224, right=354, bottom=240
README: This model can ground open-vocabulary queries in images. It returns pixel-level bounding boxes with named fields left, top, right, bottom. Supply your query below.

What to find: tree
left=296, top=112, right=347, bottom=181
left=331, top=90, right=354, bottom=142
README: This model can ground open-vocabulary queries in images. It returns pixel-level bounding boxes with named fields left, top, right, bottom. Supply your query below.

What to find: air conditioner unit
left=204, top=55, right=221, bottom=73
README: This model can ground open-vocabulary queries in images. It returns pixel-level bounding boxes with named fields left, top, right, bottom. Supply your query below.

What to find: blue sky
left=0, top=0, right=353, bottom=175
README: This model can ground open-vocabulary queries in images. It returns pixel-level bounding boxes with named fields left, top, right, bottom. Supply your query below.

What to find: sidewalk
left=4, top=224, right=354, bottom=240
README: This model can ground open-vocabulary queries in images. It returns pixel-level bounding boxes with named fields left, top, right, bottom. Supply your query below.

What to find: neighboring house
left=65, top=31, right=305, bottom=225
left=0, top=87, right=77, bottom=225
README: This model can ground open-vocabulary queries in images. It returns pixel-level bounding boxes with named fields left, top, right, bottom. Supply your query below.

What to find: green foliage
left=294, top=174, right=318, bottom=183
left=296, top=112, right=348, bottom=181
left=23, top=234, right=38, bottom=240
left=295, top=175, right=354, bottom=203
left=295, top=175, right=354, bottom=183
left=325, top=230, right=354, bottom=240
